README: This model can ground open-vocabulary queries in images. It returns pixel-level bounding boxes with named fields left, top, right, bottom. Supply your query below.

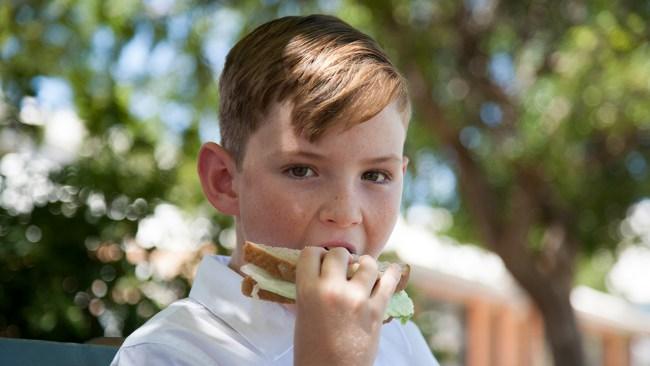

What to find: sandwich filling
left=241, top=263, right=297, bottom=299
left=241, top=263, right=414, bottom=324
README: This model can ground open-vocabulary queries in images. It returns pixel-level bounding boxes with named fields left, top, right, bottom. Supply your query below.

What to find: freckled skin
left=229, top=101, right=408, bottom=270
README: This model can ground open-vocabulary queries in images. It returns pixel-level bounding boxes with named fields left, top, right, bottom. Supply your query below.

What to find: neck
left=227, top=247, right=246, bottom=277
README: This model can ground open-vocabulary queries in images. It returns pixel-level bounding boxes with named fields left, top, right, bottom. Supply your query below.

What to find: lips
left=319, top=241, right=357, bottom=255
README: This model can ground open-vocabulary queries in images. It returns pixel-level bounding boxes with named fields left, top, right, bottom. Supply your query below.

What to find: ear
left=402, top=155, right=410, bottom=175
left=197, top=142, right=239, bottom=216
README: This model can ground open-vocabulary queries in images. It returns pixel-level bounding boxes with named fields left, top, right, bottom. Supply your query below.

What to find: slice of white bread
left=241, top=241, right=411, bottom=302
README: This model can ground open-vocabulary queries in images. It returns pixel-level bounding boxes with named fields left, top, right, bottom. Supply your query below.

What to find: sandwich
left=240, top=241, right=414, bottom=324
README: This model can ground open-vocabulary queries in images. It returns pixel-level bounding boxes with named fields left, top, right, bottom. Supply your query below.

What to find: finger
left=346, top=254, right=361, bottom=279
left=296, top=246, right=326, bottom=289
left=370, top=263, right=401, bottom=307
left=320, top=247, right=350, bottom=279
left=348, top=255, right=379, bottom=297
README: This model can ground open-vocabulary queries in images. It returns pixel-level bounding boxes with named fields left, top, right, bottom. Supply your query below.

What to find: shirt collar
left=189, top=255, right=295, bottom=361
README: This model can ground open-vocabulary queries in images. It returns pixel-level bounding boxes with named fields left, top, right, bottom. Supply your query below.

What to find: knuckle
left=346, top=288, right=367, bottom=305
left=329, top=247, right=350, bottom=258
left=319, top=282, right=342, bottom=299
left=319, top=283, right=367, bottom=307
left=304, top=246, right=323, bottom=255
left=359, top=255, right=378, bottom=271
left=382, top=266, right=400, bottom=284
left=359, top=254, right=374, bottom=262
left=300, top=246, right=323, bottom=259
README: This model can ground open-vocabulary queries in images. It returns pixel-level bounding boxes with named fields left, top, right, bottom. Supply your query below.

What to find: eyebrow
left=361, top=155, right=403, bottom=164
left=271, top=151, right=325, bottom=160
left=270, top=150, right=402, bottom=164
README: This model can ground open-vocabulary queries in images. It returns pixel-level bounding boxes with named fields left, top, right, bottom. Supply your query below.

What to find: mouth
left=320, top=241, right=357, bottom=255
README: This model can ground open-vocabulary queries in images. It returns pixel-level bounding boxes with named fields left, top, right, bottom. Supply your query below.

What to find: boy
left=111, top=14, right=438, bottom=365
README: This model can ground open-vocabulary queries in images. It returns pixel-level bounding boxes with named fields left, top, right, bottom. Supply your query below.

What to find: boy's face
left=232, top=101, right=408, bottom=258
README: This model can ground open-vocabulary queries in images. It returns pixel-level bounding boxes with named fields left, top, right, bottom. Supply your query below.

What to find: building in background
left=387, top=216, right=650, bottom=366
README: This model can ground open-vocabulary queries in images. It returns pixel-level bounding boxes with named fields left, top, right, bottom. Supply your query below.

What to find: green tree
left=360, top=1, right=650, bottom=365
left=0, top=0, right=227, bottom=342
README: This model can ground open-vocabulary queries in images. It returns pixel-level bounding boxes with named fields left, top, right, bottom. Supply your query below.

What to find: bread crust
left=243, top=242, right=297, bottom=282
left=243, top=241, right=410, bottom=292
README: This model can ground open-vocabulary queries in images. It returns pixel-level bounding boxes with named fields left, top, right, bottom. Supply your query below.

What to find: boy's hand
left=293, top=246, right=401, bottom=366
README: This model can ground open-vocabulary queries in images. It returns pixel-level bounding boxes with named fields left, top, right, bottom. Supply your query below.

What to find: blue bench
left=0, top=337, right=119, bottom=366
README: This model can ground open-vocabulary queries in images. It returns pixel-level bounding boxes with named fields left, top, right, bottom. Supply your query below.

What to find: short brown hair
left=218, top=14, right=410, bottom=165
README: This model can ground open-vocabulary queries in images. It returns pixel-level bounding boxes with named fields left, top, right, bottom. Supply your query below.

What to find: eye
left=285, top=166, right=316, bottom=179
left=362, top=170, right=390, bottom=184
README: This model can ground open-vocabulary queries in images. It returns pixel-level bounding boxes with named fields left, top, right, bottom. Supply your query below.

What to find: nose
left=318, top=184, right=362, bottom=228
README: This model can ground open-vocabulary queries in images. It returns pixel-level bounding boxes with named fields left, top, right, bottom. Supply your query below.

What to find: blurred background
left=1, top=1, right=649, bottom=365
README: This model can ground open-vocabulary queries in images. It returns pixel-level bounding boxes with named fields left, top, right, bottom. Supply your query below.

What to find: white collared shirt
left=111, top=255, right=439, bottom=365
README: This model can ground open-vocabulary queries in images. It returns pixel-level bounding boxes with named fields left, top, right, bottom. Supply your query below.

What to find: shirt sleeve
left=403, top=321, right=440, bottom=366
left=110, top=343, right=215, bottom=366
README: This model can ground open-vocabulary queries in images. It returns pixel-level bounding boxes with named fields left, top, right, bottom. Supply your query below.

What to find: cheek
left=364, top=188, right=402, bottom=256
left=239, top=180, right=310, bottom=246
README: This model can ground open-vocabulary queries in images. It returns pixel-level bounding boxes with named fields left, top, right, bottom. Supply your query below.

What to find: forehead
left=245, top=101, right=406, bottom=163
